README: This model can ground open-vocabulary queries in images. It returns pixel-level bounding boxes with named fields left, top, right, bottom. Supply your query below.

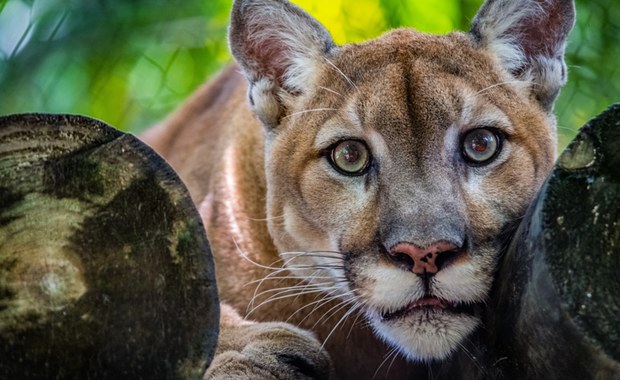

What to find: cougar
left=141, top=0, right=575, bottom=378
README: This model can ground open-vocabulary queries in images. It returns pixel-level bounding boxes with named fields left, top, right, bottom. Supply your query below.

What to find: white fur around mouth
left=379, top=296, right=472, bottom=322
left=370, top=297, right=481, bottom=360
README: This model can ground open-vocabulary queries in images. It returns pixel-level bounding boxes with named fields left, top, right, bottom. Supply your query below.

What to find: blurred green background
left=0, top=0, right=618, bottom=149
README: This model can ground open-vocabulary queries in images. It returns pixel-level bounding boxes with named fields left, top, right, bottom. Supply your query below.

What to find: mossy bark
left=485, top=104, right=620, bottom=379
left=0, top=114, right=219, bottom=379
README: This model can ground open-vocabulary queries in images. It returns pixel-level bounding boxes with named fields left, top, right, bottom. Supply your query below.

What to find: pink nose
left=389, top=241, right=461, bottom=275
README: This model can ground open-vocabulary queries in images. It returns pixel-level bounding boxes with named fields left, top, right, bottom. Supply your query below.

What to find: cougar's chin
left=367, top=298, right=481, bottom=361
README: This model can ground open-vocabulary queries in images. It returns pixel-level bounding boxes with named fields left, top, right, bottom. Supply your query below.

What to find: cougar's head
left=229, top=0, right=574, bottom=361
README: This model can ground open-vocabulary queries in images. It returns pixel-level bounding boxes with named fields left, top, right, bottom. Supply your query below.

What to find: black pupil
left=471, top=132, right=491, bottom=153
left=342, top=143, right=361, bottom=163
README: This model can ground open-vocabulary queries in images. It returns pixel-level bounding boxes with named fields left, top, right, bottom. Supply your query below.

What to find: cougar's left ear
left=471, top=0, right=575, bottom=111
left=229, top=0, right=336, bottom=127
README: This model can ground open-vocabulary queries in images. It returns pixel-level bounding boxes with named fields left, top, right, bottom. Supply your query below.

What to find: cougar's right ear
left=229, top=0, right=336, bottom=127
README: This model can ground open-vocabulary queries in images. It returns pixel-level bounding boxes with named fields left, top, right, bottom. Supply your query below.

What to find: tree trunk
left=0, top=114, right=219, bottom=379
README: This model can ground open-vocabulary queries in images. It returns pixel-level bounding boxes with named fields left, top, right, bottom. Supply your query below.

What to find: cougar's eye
left=329, top=139, right=371, bottom=175
left=462, top=128, right=502, bottom=165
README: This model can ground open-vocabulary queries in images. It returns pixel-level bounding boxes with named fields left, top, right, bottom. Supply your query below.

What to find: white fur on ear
left=471, top=0, right=575, bottom=111
left=229, top=0, right=335, bottom=127
left=247, top=78, right=281, bottom=128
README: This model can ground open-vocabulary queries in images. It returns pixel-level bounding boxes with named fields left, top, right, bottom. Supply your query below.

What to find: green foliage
left=0, top=0, right=617, bottom=151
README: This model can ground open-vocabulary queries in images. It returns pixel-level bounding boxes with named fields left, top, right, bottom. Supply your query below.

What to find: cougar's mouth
left=380, top=296, right=475, bottom=322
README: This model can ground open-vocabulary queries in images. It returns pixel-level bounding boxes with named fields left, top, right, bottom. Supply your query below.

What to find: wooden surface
left=0, top=114, right=219, bottom=379
left=486, top=104, right=620, bottom=379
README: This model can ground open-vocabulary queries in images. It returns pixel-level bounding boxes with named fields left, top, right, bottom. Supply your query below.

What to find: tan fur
left=205, top=304, right=335, bottom=379
left=142, top=0, right=574, bottom=378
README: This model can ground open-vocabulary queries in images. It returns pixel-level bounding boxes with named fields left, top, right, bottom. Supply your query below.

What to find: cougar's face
left=264, top=30, right=556, bottom=360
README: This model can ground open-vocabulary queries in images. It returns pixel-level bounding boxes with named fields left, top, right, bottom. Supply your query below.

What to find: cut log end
left=543, top=104, right=620, bottom=361
left=487, top=104, right=620, bottom=379
left=0, top=114, right=219, bottom=379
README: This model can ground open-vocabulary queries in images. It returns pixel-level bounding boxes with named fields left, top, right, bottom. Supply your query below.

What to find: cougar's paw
left=205, top=321, right=335, bottom=380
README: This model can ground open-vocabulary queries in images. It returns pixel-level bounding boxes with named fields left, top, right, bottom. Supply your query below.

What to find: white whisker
left=244, top=214, right=285, bottom=222
left=280, top=250, right=344, bottom=256
left=289, top=291, right=346, bottom=324
left=427, top=361, right=434, bottom=380
left=249, top=267, right=318, bottom=307
left=252, top=281, right=335, bottom=301
left=385, top=347, right=403, bottom=378
left=456, top=339, right=484, bottom=373
left=373, top=345, right=400, bottom=380
left=314, top=294, right=360, bottom=329
left=282, top=108, right=337, bottom=120
left=474, top=80, right=529, bottom=96
left=247, top=266, right=291, bottom=309
left=245, top=275, right=335, bottom=285
left=246, top=286, right=337, bottom=318
left=249, top=270, right=344, bottom=312
left=346, top=307, right=366, bottom=339
left=323, top=57, right=358, bottom=90
left=232, top=236, right=285, bottom=271
left=320, top=301, right=363, bottom=350
left=288, top=265, right=344, bottom=271
left=319, top=85, right=343, bottom=97
left=298, top=289, right=353, bottom=325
